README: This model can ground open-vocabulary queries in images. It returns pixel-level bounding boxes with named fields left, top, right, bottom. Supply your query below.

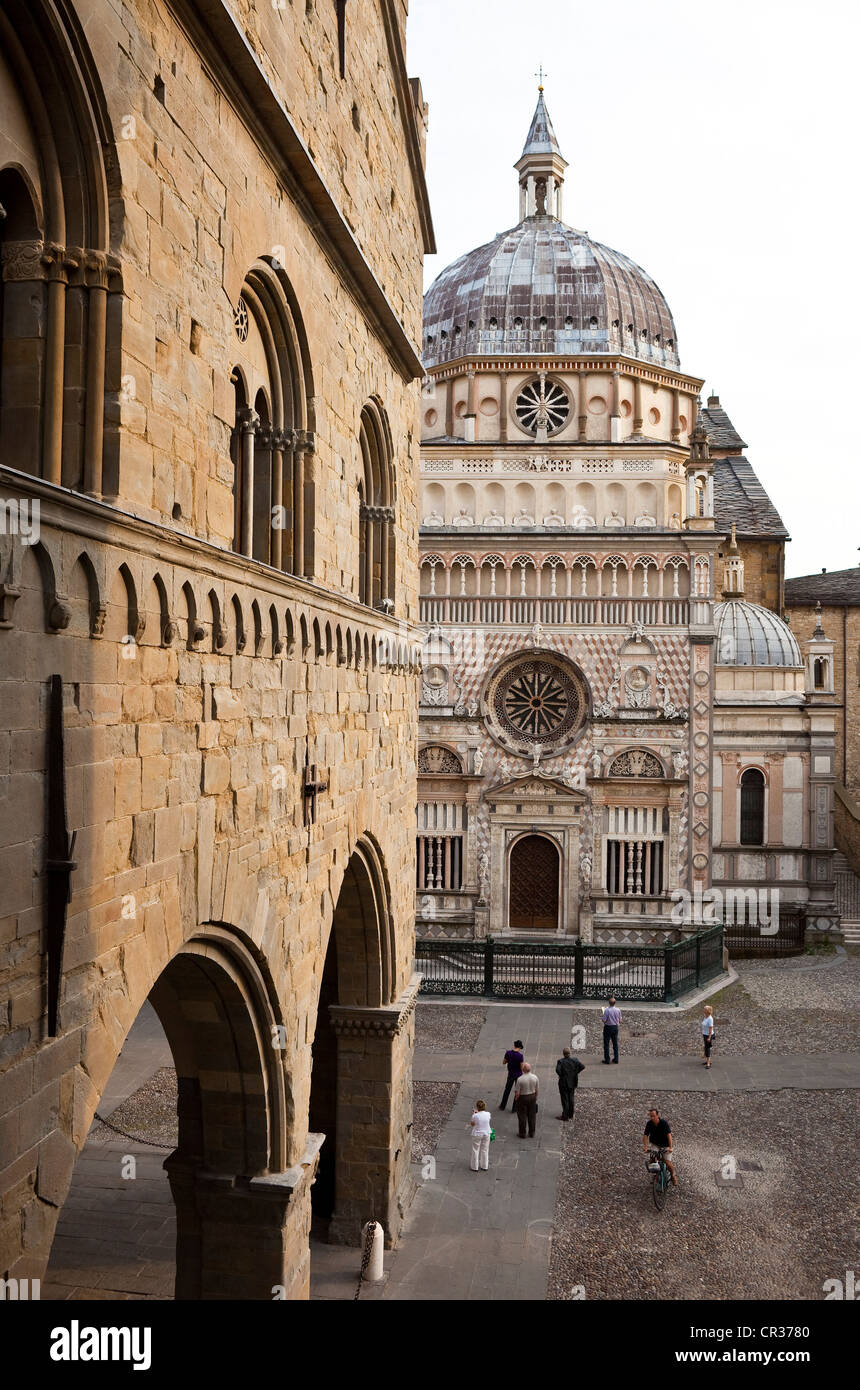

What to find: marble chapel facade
left=416, top=91, right=840, bottom=947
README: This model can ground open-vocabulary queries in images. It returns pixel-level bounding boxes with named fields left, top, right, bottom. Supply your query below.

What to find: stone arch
left=309, top=835, right=409, bottom=1246
left=147, top=571, right=171, bottom=646
left=300, top=612, right=310, bottom=656
left=66, top=550, right=102, bottom=637
left=45, top=924, right=304, bottom=1301
left=270, top=603, right=282, bottom=655
left=209, top=589, right=226, bottom=651
left=571, top=553, right=598, bottom=597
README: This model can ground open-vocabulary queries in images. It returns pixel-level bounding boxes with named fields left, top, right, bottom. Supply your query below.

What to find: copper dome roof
left=423, top=216, right=680, bottom=370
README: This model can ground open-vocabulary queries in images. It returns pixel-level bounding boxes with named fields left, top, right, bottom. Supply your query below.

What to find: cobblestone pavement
left=411, top=1081, right=461, bottom=1160
left=547, top=1088, right=858, bottom=1301
left=415, top=1003, right=486, bottom=1052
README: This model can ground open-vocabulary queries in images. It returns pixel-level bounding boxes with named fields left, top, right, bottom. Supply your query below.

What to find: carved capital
left=2, top=239, right=46, bottom=282
left=328, top=975, right=421, bottom=1040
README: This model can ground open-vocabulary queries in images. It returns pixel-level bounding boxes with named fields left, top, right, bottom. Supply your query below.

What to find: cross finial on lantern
left=535, top=64, right=546, bottom=91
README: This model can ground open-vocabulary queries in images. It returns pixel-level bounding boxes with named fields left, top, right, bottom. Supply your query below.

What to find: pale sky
left=406, top=0, right=860, bottom=581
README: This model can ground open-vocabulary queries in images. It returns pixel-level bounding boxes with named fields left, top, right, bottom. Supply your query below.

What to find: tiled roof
left=701, top=396, right=747, bottom=452
left=713, top=456, right=789, bottom=539
left=785, top=568, right=860, bottom=606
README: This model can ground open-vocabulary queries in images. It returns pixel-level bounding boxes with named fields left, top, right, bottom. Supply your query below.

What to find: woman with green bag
left=469, top=1100, right=492, bottom=1171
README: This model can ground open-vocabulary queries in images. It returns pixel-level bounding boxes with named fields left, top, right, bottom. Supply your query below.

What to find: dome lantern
left=514, top=87, right=569, bottom=222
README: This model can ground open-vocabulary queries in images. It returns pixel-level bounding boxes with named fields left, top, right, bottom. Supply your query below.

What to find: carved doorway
left=508, top=834, right=560, bottom=931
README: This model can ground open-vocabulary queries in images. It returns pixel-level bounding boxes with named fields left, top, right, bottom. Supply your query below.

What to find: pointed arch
left=358, top=397, right=395, bottom=609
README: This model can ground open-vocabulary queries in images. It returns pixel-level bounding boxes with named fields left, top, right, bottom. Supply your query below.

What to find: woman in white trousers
left=470, top=1100, right=491, bottom=1171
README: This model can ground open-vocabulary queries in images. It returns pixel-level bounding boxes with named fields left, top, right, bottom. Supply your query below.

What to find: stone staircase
left=833, top=851, right=860, bottom=944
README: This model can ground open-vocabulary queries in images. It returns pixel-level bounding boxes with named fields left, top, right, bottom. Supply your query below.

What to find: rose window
left=485, top=656, right=587, bottom=752
left=514, top=378, right=570, bottom=436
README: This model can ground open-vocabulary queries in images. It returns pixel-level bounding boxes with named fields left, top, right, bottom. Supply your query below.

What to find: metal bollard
left=360, top=1220, right=384, bottom=1283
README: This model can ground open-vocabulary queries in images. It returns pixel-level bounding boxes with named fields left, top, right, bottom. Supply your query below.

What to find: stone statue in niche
left=635, top=513, right=657, bottom=527
left=478, top=850, right=489, bottom=903
left=570, top=504, right=595, bottom=529
left=580, top=852, right=592, bottom=888
left=531, top=743, right=542, bottom=770
left=591, top=749, right=602, bottom=778
left=451, top=507, right=474, bottom=527
left=669, top=512, right=682, bottom=529
left=535, top=177, right=548, bottom=216
left=473, top=747, right=484, bottom=774
left=483, top=508, right=505, bottom=526
left=513, top=507, right=535, bottom=526
left=672, top=750, right=688, bottom=777
left=604, top=509, right=625, bottom=527
left=422, top=508, right=444, bottom=527
left=466, top=699, right=478, bottom=717
left=542, top=507, right=565, bottom=526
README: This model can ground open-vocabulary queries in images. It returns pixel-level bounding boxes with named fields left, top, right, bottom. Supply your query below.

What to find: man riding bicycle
left=642, top=1107, right=678, bottom=1187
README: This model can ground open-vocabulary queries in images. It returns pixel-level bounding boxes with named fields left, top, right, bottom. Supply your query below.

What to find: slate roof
left=784, top=568, right=860, bottom=606
left=713, top=456, right=789, bottom=539
left=701, top=395, right=748, bottom=452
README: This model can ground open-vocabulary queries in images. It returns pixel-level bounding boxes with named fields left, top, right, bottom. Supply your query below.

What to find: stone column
left=165, top=1136, right=323, bottom=1300
left=83, top=252, right=109, bottom=497
left=633, top=375, right=643, bottom=435
left=270, top=427, right=286, bottom=569
left=295, top=429, right=315, bottom=578
left=327, top=976, right=420, bottom=1247
left=578, top=369, right=588, bottom=439
left=238, top=407, right=259, bottom=557
left=42, top=244, right=70, bottom=485
left=499, top=372, right=508, bottom=442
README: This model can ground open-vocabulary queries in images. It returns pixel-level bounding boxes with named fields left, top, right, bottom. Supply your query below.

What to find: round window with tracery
left=234, top=296, right=250, bottom=342
left=484, top=655, right=587, bottom=753
left=514, top=377, right=570, bottom=436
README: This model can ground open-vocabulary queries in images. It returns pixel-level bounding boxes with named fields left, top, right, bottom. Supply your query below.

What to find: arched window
left=0, top=5, right=121, bottom=495
left=740, top=768, right=765, bottom=846
left=230, top=259, right=314, bottom=574
left=813, top=657, right=827, bottom=690
left=359, top=399, right=395, bottom=609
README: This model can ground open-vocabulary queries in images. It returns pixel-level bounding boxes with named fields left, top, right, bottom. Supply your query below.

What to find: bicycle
left=646, top=1147, right=673, bottom=1210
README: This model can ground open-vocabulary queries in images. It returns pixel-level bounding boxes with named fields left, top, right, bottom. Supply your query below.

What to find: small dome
left=423, top=218, right=678, bottom=370
left=714, top=600, right=802, bottom=667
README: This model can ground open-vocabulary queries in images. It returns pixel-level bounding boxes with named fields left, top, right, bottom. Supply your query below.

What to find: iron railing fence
left=416, top=925, right=725, bottom=1003
left=720, top=907, right=806, bottom=958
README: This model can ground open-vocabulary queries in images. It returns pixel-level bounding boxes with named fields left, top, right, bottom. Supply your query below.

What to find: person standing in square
left=602, top=997, right=622, bottom=1064
left=514, top=1062, right=539, bottom=1138
left=499, top=1038, right=524, bottom=1110
left=469, top=1100, right=492, bottom=1171
left=555, top=1046, right=585, bottom=1120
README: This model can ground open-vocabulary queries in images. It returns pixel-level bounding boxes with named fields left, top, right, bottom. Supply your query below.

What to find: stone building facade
left=0, top=0, right=432, bottom=1298
left=416, top=91, right=839, bottom=948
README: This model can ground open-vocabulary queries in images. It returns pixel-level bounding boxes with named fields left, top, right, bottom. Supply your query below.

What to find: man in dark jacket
left=555, top=1046, right=585, bottom=1120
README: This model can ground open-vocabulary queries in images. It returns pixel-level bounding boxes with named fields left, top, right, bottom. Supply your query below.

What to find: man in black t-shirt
left=500, top=1039, right=524, bottom=1111
left=643, top=1107, right=678, bottom=1186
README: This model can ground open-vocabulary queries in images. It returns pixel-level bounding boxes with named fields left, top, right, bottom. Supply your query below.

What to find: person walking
left=514, top=1062, right=539, bottom=1138
left=555, top=1046, right=585, bottom=1120
left=499, top=1038, right=524, bottom=1111
left=469, top=1100, right=492, bottom=1171
left=701, top=1005, right=715, bottom=1068
left=602, top=997, right=622, bottom=1064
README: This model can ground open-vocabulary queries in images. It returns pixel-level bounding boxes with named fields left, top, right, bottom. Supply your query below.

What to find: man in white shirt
left=514, top=1062, right=539, bottom=1138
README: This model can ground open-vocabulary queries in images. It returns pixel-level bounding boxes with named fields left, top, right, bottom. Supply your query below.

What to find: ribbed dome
left=714, top=600, right=803, bottom=667
left=422, top=216, right=679, bottom=370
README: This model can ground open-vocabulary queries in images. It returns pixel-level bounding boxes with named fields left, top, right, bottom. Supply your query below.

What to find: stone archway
left=309, top=837, right=418, bottom=1248
left=509, top=833, right=561, bottom=930
left=45, top=925, right=314, bottom=1302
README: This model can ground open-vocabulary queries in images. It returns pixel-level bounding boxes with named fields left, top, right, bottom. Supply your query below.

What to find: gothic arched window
left=230, top=259, right=314, bottom=574
left=358, top=399, right=395, bottom=609
left=740, top=767, right=766, bottom=846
